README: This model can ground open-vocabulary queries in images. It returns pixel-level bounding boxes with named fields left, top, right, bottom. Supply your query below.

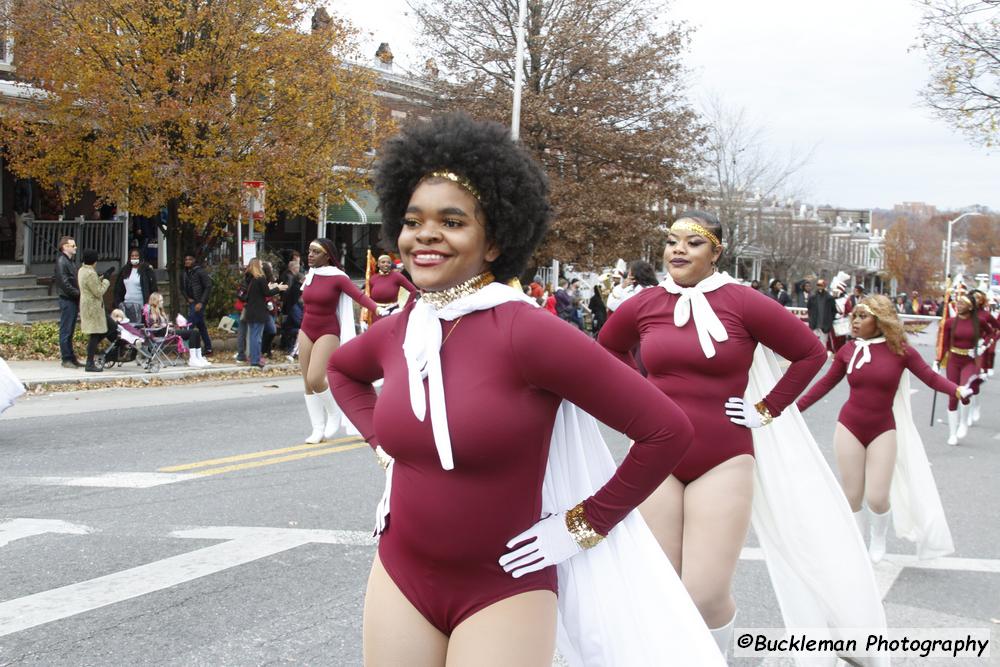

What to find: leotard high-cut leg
left=798, top=341, right=959, bottom=446
left=300, top=274, right=379, bottom=341
left=598, top=283, right=826, bottom=483
left=328, top=302, right=694, bottom=634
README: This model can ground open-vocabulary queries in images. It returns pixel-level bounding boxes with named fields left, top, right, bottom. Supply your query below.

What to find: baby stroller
left=104, top=316, right=187, bottom=373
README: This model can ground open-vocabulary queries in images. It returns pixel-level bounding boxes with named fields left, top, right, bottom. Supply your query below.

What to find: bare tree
left=915, top=0, right=1000, bottom=147
left=408, top=0, right=704, bottom=269
left=698, top=96, right=813, bottom=277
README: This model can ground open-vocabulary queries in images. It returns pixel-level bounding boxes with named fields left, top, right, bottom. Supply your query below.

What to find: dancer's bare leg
left=638, top=474, right=685, bottom=571
left=679, top=454, right=754, bottom=628
left=297, top=331, right=315, bottom=393
left=863, top=431, right=897, bottom=514
left=446, top=590, right=557, bottom=667
left=363, top=555, right=447, bottom=667
left=303, top=333, right=340, bottom=394
left=834, top=424, right=867, bottom=512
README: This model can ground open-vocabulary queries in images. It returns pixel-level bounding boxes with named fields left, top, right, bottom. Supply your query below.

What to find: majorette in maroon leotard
left=299, top=273, right=379, bottom=341
left=327, top=301, right=694, bottom=635
left=940, top=316, right=990, bottom=410
left=797, top=339, right=959, bottom=446
left=368, top=271, right=417, bottom=321
left=598, top=283, right=826, bottom=484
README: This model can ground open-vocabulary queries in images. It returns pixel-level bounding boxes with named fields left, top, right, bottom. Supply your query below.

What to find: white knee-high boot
left=868, top=508, right=891, bottom=563
left=853, top=509, right=866, bottom=540
left=318, top=388, right=343, bottom=440
left=947, top=410, right=959, bottom=445
left=957, top=404, right=969, bottom=439
left=304, top=393, right=326, bottom=444
left=971, top=394, right=981, bottom=423
left=710, top=611, right=737, bottom=659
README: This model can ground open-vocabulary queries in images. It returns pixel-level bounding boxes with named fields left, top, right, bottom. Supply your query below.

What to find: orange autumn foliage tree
left=884, top=216, right=947, bottom=295
left=0, top=0, right=380, bottom=313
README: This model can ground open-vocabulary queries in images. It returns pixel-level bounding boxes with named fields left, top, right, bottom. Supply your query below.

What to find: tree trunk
left=166, top=198, right=183, bottom=319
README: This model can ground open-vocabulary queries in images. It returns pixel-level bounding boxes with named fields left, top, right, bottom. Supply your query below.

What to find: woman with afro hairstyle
left=327, top=113, right=720, bottom=665
left=798, top=295, right=969, bottom=563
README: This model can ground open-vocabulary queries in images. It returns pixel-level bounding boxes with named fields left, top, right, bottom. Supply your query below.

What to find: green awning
left=326, top=190, right=381, bottom=225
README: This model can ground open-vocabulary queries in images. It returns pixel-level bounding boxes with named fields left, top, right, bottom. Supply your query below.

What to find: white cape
left=748, top=346, right=889, bottom=667
left=383, top=282, right=724, bottom=665
left=0, top=356, right=25, bottom=415
left=889, top=372, right=954, bottom=559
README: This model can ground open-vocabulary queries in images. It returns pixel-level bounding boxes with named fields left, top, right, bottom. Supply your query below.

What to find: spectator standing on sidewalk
left=807, top=278, right=837, bottom=348
left=280, top=256, right=304, bottom=352
left=113, top=248, right=158, bottom=323
left=54, top=236, right=82, bottom=368
left=78, top=249, right=115, bottom=372
left=242, top=258, right=285, bottom=368
left=181, top=253, right=213, bottom=356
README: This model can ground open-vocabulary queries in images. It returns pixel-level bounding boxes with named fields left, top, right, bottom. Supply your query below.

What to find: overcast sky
left=326, top=0, right=999, bottom=212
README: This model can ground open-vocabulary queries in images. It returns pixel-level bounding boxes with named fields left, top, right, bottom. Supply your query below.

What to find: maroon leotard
left=368, top=271, right=417, bottom=321
left=598, top=283, right=825, bottom=483
left=328, top=301, right=694, bottom=635
left=299, top=273, right=378, bottom=341
left=941, top=316, right=985, bottom=410
left=797, top=340, right=958, bottom=446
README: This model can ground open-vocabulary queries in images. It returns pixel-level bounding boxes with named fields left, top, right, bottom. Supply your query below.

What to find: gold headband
left=957, top=295, right=973, bottom=306
left=669, top=219, right=721, bottom=248
left=422, top=170, right=481, bottom=202
left=853, top=303, right=874, bottom=317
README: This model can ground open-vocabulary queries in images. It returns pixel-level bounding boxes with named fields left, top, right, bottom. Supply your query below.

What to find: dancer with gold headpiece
left=936, top=282, right=988, bottom=445
left=297, top=238, right=380, bottom=445
left=798, top=295, right=970, bottom=562
left=328, top=113, right=721, bottom=666
left=599, top=211, right=888, bottom=663
left=365, top=253, right=417, bottom=323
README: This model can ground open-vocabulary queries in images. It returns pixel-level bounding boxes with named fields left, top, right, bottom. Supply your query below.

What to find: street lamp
left=510, top=0, right=528, bottom=140
left=944, top=212, right=984, bottom=286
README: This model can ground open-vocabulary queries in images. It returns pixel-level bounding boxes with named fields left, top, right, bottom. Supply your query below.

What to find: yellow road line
left=192, top=441, right=369, bottom=477
left=158, top=435, right=364, bottom=473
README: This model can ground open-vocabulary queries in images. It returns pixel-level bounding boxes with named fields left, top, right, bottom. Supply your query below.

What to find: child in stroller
left=103, top=293, right=212, bottom=371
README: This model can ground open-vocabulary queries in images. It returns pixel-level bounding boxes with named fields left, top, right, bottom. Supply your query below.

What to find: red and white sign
left=242, top=181, right=266, bottom=222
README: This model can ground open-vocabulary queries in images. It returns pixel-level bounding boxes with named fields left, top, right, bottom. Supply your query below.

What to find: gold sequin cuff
left=374, top=445, right=393, bottom=471
left=754, top=401, right=774, bottom=426
left=565, top=502, right=605, bottom=550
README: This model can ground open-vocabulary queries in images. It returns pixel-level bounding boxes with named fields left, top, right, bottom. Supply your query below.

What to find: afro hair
left=374, top=112, right=550, bottom=283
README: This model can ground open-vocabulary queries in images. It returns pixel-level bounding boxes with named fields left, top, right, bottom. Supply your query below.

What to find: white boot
left=197, top=348, right=212, bottom=366
left=989, top=368, right=994, bottom=377
left=868, top=508, right=891, bottom=563
left=853, top=509, right=866, bottom=540
left=318, top=388, right=342, bottom=440
left=947, top=410, right=959, bottom=445
left=303, top=393, right=326, bottom=444
left=972, top=395, right=981, bottom=423
left=710, top=612, right=736, bottom=659
left=187, top=348, right=199, bottom=367
left=957, top=404, right=969, bottom=439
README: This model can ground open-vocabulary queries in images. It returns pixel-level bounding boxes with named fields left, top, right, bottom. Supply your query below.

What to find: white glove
left=498, top=513, right=581, bottom=578
left=724, top=396, right=763, bottom=428
left=957, top=386, right=974, bottom=400
left=376, top=306, right=392, bottom=317
left=976, top=340, right=987, bottom=357
left=933, top=362, right=941, bottom=373
left=373, top=446, right=394, bottom=536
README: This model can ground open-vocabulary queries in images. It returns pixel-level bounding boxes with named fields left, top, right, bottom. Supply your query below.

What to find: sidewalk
left=7, top=356, right=298, bottom=390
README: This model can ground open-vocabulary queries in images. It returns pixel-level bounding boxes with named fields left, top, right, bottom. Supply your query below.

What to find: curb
left=20, top=362, right=300, bottom=392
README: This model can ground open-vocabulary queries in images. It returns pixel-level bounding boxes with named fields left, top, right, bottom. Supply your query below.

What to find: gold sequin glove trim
left=754, top=400, right=774, bottom=426
left=374, top=445, right=393, bottom=471
left=565, top=502, right=605, bottom=550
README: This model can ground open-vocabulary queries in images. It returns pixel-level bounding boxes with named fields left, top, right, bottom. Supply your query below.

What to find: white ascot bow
left=302, top=265, right=346, bottom=286
left=402, top=282, right=536, bottom=470
left=659, top=271, right=736, bottom=358
left=846, top=336, right=885, bottom=374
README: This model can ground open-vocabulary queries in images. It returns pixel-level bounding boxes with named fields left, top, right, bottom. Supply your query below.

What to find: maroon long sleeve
left=599, top=283, right=825, bottom=482
left=329, top=300, right=693, bottom=544
left=370, top=271, right=418, bottom=307
left=300, top=273, right=379, bottom=339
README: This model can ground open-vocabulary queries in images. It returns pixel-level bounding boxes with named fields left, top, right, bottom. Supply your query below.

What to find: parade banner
left=242, top=181, right=266, bottom=222
left=990, top=256, right=1000, bottom=293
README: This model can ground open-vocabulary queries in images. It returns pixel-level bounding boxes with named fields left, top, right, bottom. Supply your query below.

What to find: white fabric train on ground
left=748, top=345, right=889, bottom=667
left=386, top=281, right=724, bottom=665
left=0, top=356, right=25, bottom=416
left=889, top=371, right=955, bottom=560
left=302, top=266, right=360, bottom=436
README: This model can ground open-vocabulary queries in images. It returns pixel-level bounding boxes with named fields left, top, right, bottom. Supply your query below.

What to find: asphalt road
left=1, top=344, right=997, bottom=666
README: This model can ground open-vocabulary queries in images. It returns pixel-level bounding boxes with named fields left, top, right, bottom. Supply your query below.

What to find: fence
left=24, top=217, right=128, bottom=268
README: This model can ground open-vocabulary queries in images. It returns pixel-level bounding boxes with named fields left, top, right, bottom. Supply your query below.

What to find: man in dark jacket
left=807, top=278, right=837, bottom=347
left=181, top=253, right=213, bottom=355
left=54, top=236, right=82, bottom=368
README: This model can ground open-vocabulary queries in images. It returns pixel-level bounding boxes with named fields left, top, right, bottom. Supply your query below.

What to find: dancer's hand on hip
left=499, top=513, right=581, bottom=578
